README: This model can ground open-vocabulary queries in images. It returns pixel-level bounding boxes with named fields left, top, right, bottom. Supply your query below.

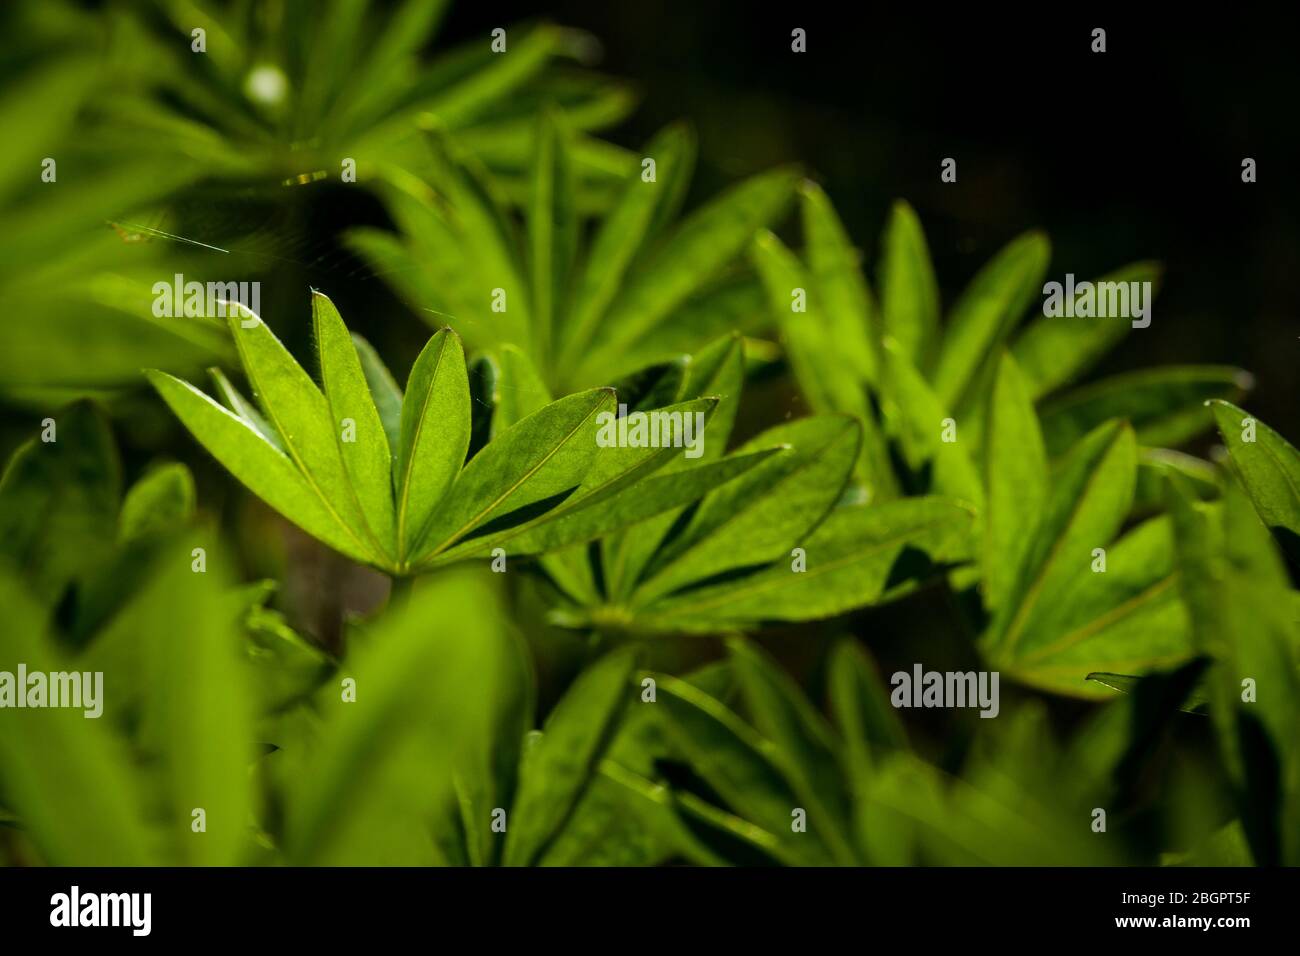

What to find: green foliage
left=520, top=337, right=973, bottom=635
left=1210, top=400, right=1300, bottom=569
left=349, top=118, right=799, bottom=391
left=2, top=1, right=1295, bottom=871
left=149, top=294, right=758, bottom=576
left=97, top=0, right=635, bottom=193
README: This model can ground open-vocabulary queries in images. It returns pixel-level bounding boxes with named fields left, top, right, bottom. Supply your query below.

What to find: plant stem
left=388, top=574, right=414, bottom=613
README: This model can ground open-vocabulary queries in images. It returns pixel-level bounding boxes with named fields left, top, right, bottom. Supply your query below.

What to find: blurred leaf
left=982, top=351, right=1047, bottom=610
left=118, top=462, right=195, bottom=543
left=0, top=401, right=121, bottom=602
left=1012, top=262, right=1163, bottom=400
left=932, top=230, right=1050, bottom=410
left=728, top=639, right=857, bottom=864
left=1210, top=400, right=1300, bottom=568
left=285, top=569, right=505, bottom=865
left=505, top=647, right=636, bottom=865
left=800, top=181, right=877, bottom=383
left=877, top=199, right=940, bottom=370
left=984, top=421, right=1138, bottom=670
left=0, top=573, right=156, bottom=865
left=1041, top=366, right=1251, bottom=456
left=652, top=672, right=828, bottom=866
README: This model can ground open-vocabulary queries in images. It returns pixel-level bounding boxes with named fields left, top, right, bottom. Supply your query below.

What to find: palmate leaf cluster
left=2, top=0, right=1298, bottom=869
left=0, top=0, right=632, bottom=404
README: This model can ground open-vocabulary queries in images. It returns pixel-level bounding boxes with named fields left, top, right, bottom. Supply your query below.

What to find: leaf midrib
left=999, top=429, right=1126, bottom=657
left=395, top=333, right=449, bottom=566
left=1016, top=573, right=1180, bottom=666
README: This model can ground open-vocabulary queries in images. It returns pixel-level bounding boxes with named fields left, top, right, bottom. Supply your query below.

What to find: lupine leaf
left=505, top=647, right=636, bottom=866
left=226, top=308, right=382, bottom=562
left=148, top=370, right=372, bottom=564
left=645, top=497, right=975, bottom=630
left=801, top=181, right=877, bottom=383
left=395, top=329, right=470, bottom=562
left=414, top=387, right=615, bottom=560
left=1210, top=400, right=1300, bottom=567
left=984, top=420, right=1138, bottom=664
left=635, top=415, right=860, bottom=602
left=982, top=351, right=1047, bottom=610
left=577, top=166, right=800, bottom=380
left=314, top=292, right=396, bottom=556
left=932, top=230, right=1050, bottom=410
left=1041, top=366, right=1251, bottom=456
left=1012, top=262, right=1163, bottom=400
left=878, top=199, right=940, bottom=370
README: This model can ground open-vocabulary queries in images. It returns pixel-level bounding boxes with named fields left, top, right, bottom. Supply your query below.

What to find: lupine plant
left=2, top=0, right=1297, bottom=872
left=147, top=293, right=768, bottom=582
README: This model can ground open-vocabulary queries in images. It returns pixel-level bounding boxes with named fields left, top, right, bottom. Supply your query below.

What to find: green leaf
left=751, top=231, right=897, bottom=501
left=646, top=497, right=975, bottom=630
left=879, top=340, right=982, bottom=507
left=577, top=166, right=800, bottom=380
left=351, top=333, right=403, bottom=461
left=528, top=108, right=577, bottom=368
left=878, top=199, right=940, bottom=370
left=0, top=572, right=156, bottom=865
left=600, top=336, right=747, bottom=597
left=209, top=367, right=284, bottom=452
left=503, top=445, right=780, bottom=561
left=1210, top=400, right=1300, bottom=568
left=476, top=396, right=715, bottom=546
left=728, top=639, right=858, bottom=864
left=636, top=415, right=860, bottom=602
left=982, top=351, right=1048, bottom=610
left=491, top=344, right=552, bottom=434
left=1012, top=262, right=1163, bottom=399
left=135, top=536, right=255, bottom=865
left=505, top=647, right=636, bottom=866
left=1168, top=477, right=1300, bottom=863
left=414, top=387, right=615, bottom=560
left=1041, top=366, right=1251, bottom=457
left=801, top=181, right=877, bottom=383
left=148, top=370, right=372, bottom=563
left=560, top=122, right=696, bottom=368
left=984, top=420, right=1138, bottom=664
left=118, top=462, right=195, bottom=543
left=932, top=230, right=1050, bottom=410
left=1084, top=672, right=1207, bottom=713
left=395, top=329, right=471, bottom=563
left=314, top=292, right=396, bottom=556
left=828, top=641, right=907, bottom=779
left=652, top=672, right=829, bottom=866
left=0, top=401, right=120, bottom=602
left=226, top=310, right=382, bottom=562
left=285, top=569, right=506, bottom=865
left=996, top=517, right=1192, bottom=697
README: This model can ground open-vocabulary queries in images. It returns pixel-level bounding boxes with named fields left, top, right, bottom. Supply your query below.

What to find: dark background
left=442, top=3, right=1299, bottom=430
